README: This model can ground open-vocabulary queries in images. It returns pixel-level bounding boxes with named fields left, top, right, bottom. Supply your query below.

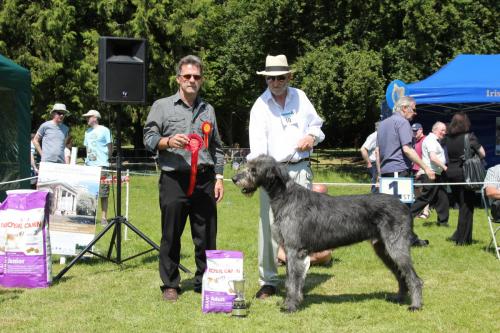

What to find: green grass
left=1, top=167, right=499, bottom=333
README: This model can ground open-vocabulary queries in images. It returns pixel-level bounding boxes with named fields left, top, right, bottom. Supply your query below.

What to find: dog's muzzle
left=232, top=173, right=257, bottom=195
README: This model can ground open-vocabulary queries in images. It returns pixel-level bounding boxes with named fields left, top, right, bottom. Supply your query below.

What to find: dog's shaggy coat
left=232, top=155, right=423, bottom=312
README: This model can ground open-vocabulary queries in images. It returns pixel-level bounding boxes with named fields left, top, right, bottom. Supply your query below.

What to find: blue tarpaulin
left=407, top=54, right=500, bottom=105
left=404, top=54, right=500, bottom=167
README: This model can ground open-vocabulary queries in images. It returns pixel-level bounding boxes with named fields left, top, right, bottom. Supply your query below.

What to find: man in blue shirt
left=83, top=109, right=113, bottom=225
left=376, top=96, right=435, bottom=247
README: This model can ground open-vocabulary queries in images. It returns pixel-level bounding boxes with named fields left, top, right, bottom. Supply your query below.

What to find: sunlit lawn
left=0, top=165, right=498, bottom=332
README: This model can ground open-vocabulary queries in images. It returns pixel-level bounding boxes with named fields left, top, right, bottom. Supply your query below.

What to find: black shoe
left=255, top=285, right=277, bottom=299
left=411, top=237, right=429, bottom=247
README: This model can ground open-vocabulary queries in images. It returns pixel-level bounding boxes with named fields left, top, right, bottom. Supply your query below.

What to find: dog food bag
left=202, top=250, right=243, bottom=313
left=0, top=190, right=52, bottom=288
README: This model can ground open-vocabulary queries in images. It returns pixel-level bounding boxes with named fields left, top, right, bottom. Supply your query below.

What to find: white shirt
left=421, top=132, right=446, bottom=175
left=247, top=87, right=325, bottom=162
left=361, top=131, right=377, bottom=162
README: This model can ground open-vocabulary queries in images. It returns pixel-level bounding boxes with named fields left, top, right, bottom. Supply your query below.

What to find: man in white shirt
left=410, top=121, right=449, bottom=227
left=360, top=122, right=379, bottom=193
left=247, top=54, right=325, bottom=299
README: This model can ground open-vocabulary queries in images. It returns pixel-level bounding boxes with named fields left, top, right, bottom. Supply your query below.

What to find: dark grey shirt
left=143, top=91, right=224, bottom=175
left=37, top=120, right=69, bottom=163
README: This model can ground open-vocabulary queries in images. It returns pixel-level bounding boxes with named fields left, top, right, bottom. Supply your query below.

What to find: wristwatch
left=308, top=133, right=318, bottom=145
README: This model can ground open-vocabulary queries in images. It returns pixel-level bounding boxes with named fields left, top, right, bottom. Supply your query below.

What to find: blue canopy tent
left=405, top=54, right=500, bottom=167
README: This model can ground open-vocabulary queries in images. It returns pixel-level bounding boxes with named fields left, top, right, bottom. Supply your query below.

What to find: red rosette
left=184, top=133, right=205, bottom=196
left=201, top=121, right=212, bottom=149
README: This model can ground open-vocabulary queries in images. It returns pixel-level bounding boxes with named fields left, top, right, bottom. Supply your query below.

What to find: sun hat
left=256, top=54, right=293, bottom=76
left=82, top=110, right=101, bottom=119
left=51, top=103, right=69, bottom=113
left=412, top=123, right=423, bottom=131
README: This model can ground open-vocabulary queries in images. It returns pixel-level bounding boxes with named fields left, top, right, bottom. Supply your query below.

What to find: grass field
left=1, top=165, right=499, bottom=333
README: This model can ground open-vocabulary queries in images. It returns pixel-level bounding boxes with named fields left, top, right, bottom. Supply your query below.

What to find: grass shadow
left=0, top=289, right=24, bottom=303
left=301, top=291, right=396, bottom=309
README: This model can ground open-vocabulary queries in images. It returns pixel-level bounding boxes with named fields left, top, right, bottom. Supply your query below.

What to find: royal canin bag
left=462, top=133, right=486, bottom=191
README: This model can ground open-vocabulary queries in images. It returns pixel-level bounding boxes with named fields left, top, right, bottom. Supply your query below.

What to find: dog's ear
left=270, top=164, right=289, bottom=186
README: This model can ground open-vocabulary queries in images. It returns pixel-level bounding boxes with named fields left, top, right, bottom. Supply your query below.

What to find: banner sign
left=100, top=175, right=129, bottom=184
left=379, top=177, right=415, bottom=204
left=37, top=162, right=101, bottom=255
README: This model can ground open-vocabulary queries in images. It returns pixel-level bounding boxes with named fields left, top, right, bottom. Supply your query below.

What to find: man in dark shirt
left=143, top=55, right=224, bottom=301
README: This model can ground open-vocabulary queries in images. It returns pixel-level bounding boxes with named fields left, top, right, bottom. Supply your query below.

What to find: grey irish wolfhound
left=232, top=155, right=423, bottom=312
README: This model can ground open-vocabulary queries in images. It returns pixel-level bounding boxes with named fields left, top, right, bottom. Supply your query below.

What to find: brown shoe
left=255, top=285, right=277, bottom=299
left=162, top=288, right=178, bottom=302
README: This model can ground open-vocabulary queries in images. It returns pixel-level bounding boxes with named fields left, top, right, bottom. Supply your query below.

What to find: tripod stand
left=54, top=105, right=189, bottom=282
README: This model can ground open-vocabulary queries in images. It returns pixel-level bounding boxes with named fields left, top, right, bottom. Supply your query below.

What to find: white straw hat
left=256, top=54, right=293, bottom=76
left=51, top=103, right=69, bottom=113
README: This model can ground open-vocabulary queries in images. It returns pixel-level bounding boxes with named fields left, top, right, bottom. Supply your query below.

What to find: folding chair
left=481, top=189, right=500, bottom=260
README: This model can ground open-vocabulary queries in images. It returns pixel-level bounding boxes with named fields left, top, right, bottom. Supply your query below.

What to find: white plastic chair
left=481, top=189, right=500, bottom=260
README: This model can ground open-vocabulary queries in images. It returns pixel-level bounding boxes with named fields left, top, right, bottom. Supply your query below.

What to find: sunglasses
left=180, top=74, right=202, bottom=81
left=55, top=111, right=65, bottom=116
left=266, top=75, right=287, bottom=82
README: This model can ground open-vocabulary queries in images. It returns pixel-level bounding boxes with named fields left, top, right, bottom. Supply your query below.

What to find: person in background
left=64, top=135, right=73, bottom=164
left=83, top=109, right=113, bottom=226
left=247, top=54, right=325, bottom=299
left=360, top=121, right=379, bottom=193
left=30, top=133, right=38, bottom=188
left=444, top=112, right=485, bottom=245
left=143, top=55, right=224, bottom=302
left=410, top=122, right=449, bottom=227
left=33, top=103, right=70, bottom=164
left=376, top=96, right=435, bottom=247
left=411, top=123, right=431, bottom=219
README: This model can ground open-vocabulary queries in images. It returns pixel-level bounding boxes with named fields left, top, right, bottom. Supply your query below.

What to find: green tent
left=0, top=54, right=31, bottom=201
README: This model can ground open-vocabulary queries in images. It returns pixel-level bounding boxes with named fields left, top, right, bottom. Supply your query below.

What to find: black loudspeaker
left=99, top=36, right=147, bottom=104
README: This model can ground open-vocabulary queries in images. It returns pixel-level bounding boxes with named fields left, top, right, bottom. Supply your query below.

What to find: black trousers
left=381, top=170, right=423, bottom=241
left=410, top=174, right=449, bottom=223
left=450, top=185, right=475, bottom=244
left=158, top=169, right=217, bottom=291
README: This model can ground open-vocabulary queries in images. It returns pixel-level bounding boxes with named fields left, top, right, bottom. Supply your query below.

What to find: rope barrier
left=0, top=176, right=38, bottom=186
left=3, top=173, right=500, bottom=188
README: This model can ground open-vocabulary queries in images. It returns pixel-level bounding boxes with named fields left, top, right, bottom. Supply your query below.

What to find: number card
left=379, top=177, right=415, bottom=203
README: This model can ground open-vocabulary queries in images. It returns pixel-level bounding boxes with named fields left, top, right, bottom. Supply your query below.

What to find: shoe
left=101, top=218, right=108, bottom=226
left=162, top=288, right=178, bottom=302
left=437, top=222, right=450, bottom=227
left=255, top=285, right=277, bottom=299
left=276, top=258, right=286, bottom=266
left=411, top=237, right=429, bottom=247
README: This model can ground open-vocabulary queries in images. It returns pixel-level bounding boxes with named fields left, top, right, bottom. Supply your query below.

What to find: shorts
left=99, top=171, right=110, bottom=198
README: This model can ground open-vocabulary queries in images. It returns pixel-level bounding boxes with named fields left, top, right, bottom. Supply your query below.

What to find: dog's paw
left=407, top=305, right=422, bottom=312
left=281, top=299, right=299, bottom=313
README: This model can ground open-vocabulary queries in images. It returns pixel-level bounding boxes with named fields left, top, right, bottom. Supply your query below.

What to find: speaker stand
left=53, top=105, right=190, bottom=282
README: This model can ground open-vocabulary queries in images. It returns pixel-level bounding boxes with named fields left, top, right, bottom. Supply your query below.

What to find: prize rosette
left=184, top=133, right=205, bottom=196
left=201, top=121, right=212, bottom=149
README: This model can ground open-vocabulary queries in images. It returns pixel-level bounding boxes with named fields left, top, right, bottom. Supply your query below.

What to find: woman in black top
left=445, top=112, right=485, bottom=245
